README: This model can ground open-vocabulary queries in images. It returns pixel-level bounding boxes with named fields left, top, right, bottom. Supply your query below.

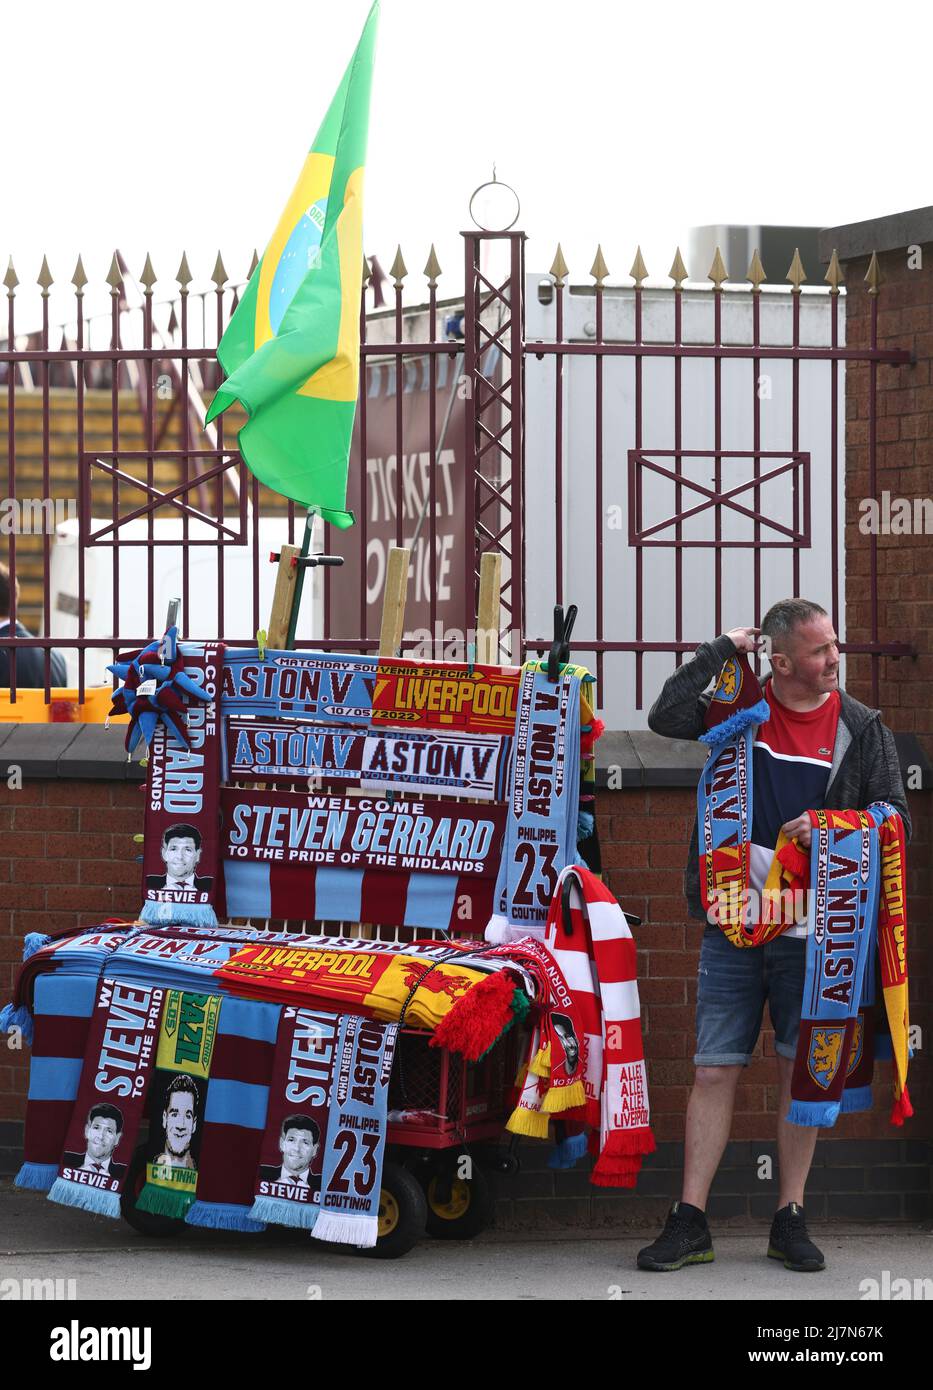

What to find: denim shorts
left=694, top=924, right=806, bottom=1066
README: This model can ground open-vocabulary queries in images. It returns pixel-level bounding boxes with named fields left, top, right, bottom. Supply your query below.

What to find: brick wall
left=2, top=776, right=929, bottom=1219
left=843, top=246, right=933, bottom=761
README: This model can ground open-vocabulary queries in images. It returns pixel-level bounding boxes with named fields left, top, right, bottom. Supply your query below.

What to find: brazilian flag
left=206, top=2, right=379, bottom=526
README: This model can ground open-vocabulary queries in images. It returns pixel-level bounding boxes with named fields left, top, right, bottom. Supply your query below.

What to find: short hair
left=281, top=1114, right=320, bottom=1145
left=162, top=823, right=202, bottom=850
left=87, top=1102, right=123, bottom=1131
left=0, top=562, right=19, bottom=618
left=163, top=1074, right=199, bottom=1109
left=761, top=598, right=828, bottom=651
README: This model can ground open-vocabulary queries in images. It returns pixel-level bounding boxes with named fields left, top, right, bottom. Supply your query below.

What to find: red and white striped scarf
left=505, top=864, right=655, bottom=1186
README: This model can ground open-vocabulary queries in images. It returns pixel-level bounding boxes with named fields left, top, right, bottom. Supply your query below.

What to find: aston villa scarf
left=221, top=648, right=377, bottom=724
left=785, top=804, right=912, bottom=1128
left=141, top=642, right=223, bottom=929
left=14, top=974, right=100, bottom=1192
left=251, top=1005, right=397, bottom=1247
left=225, top=716, right=512, bottom=801
left=486, top=662, right=584, bottom=943
left=136, top=989, right=223, bottom=1219
left=183, top=996, right=279, bottom=1232
left=220, top=786, right=506, bottom=933
left=698, top=654, right=798, bottom=946
left=48, top=978, right=165, bottom=1218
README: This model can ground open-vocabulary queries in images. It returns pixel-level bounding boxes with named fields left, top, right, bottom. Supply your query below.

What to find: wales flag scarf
left=205, top=3, right=378, bottom=523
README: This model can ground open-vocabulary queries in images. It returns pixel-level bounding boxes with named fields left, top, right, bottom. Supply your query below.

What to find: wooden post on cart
left=475, top=552, right=502, bottom=666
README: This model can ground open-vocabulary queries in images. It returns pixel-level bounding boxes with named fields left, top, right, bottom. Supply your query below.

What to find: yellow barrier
left=0, top=687, right=128, bottom=724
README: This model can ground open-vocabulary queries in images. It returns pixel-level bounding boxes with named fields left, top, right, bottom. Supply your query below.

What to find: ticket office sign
left=225, top=716, right=512, bottom=801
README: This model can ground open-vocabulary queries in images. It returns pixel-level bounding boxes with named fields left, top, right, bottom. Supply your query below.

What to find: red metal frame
left=0, top=232, right=914, bottom=709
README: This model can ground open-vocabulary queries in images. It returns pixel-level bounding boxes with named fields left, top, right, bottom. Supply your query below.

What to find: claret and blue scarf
left=697, top=654, right=912, bottom=1128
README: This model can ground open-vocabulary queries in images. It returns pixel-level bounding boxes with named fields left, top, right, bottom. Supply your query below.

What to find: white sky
left=4, top=0, right=932, bottom=332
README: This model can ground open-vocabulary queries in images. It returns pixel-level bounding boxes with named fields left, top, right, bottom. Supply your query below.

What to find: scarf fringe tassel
left=699, top=699, right=771, bottom=748
left=140, top=900, right=219, bottom=929
left=248, top=1195, right=318, bottom=1230
left=431, top=972, right=523, bottom=1061
left=506, top=1106, right=550, bottom=1139
left=890, top=1087, right=914, bottom=1127
left=23, top=932, right=51, bottom=962
left=541, top=1080, right=587, bottom=1114
left=786, top=1099, right=840, bottom=1128
left=15, top=1161, right=58, bottom=1191
left=840, top=1085, right=873, bottom=1114
left=1, top=1002, right=33, bottom=1046
left=548, top=1131, right=589, bottom=1168
left=136, top=1183, right=195, bottom=1220
left=311, top=1212, right=378, bottom=1248
left=185, top=1200, right=265, bottom=1232
left=48, top=1176, right=120, bottom=1219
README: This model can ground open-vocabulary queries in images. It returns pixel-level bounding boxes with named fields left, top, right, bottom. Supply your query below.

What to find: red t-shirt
left=749, top=684, right=841, bottom=936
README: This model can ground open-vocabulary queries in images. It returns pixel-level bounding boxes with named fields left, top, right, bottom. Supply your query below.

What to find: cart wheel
left=120, top=1146, right=186, bottom=1239
left=362, top=1161, right=427, bottom=1260
left=424, top=1164, right=493, bottom=1241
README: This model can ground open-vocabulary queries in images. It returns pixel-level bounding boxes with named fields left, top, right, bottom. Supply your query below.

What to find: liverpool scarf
left=136, top=989, right=223, bottom=1219
left=504, top=865, right=655, bottom=1187
left=251, top=1006, right=397, bottom=1247
left=486, top=662, right=584, bottom=943
left=48, top=978, right=165, bottom=1217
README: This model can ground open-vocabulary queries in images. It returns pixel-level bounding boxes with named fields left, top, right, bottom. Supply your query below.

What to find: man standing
left=0, top=562, right=67, bottom=688
left=637, top=599, right=910, bottom=1274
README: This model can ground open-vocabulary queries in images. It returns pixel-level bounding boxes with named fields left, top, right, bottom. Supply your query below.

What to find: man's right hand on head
left=725, top=627, right=764, bottom=655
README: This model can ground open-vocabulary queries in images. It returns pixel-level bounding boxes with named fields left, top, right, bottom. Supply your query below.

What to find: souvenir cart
left=5, top=546, right=654, bottom=1259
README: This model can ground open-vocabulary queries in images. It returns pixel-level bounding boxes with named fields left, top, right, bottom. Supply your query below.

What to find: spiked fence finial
left=37, top=255, right=54, bottom=296
left=248, top=248, right=259, bottom=278
left=106, top=252, right=123, bottom=291
left=590, top=244, right=609, bottom=286
left=668, top=247, right=688, bottom=289
left=629, top=246, right=649, bottom=288
left=211, top=251, right=228, bottom=288
left=708, top=247, right=728, bottom=289
left=71, top=256, right=88, bottom=295
left=423, top=244, right=442, bottom=289
left=786, top=247, right=807, bottom=292
left=390, top=245, right=407, bottom=286
left=175, top=252, right=193, bottom=289
left=824, top=248, right=845, bottom=293
left=549, top=243, right=569, bottom=288
left=140, top=253, right=157, bottom=291
left=746, top=249, right=766, bottom=291
left=865, top=250, right=882, bottom=296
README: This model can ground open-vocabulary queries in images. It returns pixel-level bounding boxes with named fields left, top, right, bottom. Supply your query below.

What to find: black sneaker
left=636, top=1201, right=714, bottom=1272
left=767, top=1202, right=826, bottom=1272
